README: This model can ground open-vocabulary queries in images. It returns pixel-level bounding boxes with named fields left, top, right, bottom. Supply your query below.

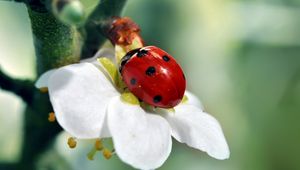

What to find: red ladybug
left=120, top=46, right=186, bottom=108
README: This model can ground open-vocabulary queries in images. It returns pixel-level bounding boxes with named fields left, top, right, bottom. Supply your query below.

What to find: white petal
left=164, top=104, right=230, bottom=160
left=48, top=63, right=119, bottom=139
left=107, top=97, right=172, bottom=170
left=35, top=69, right=56, bottom=88
left=185, top=91, right=204, bottom=110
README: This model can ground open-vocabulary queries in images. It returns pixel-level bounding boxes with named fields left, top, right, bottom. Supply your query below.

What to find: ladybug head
left=119, top=48, right=140, bottom=73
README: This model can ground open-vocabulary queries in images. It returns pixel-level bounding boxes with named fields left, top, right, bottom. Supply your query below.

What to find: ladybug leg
left=139, top=102, right=156, bottom=112
left=138, top=101, right=176, bottom=113
left=167, top=108, right=175, bottom=113
left=152, top=107, right=175, bottom=115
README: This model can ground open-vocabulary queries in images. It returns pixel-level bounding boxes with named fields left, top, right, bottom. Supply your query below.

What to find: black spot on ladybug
left=162, top=55, right=170, bottom=62
left=130, top=78, right=136, bottom=85
left=153, top=95, right=162, bottom=103
left=145, top=66, right=156, bottom=76
left=137, top=49, right=148, bottom=57
left=119, top=48, right=140, bottom=72
left=183, top=73, right=186, bottom=80
left=138, top=98, right=143, bottom=102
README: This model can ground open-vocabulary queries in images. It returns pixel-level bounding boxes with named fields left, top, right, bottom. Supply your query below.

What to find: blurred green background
left=1, top=0, right=300, bottom=169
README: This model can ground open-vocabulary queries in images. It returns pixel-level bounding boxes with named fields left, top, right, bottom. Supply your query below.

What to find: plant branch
left=0, top=68, right=34, bottom=104
left=81, top=0, right=127, bottom=59
left=0, top=163, right=17, bottom=170
left=0, top=0, right=129, bottom=169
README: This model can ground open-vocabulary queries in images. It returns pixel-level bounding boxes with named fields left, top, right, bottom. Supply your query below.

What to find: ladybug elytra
left=119, top=46, right=186, bottom=108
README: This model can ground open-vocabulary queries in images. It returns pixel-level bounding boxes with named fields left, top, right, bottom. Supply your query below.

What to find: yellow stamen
left=39, top=87, right=48, bottom=93
left=103, top=148, right=113, bottom=160
left=87, top=139, right=104, bottom=160
left=87, top=147, right=97, bottom=160
left=95, top=139, right=103, bottom=151
left=48, top=112, right=56, bottom=122
left=67, top=137, right=77, bottom=149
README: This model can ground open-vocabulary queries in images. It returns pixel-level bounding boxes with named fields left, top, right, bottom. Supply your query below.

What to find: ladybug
left=119, top=46, right=186, bottom=108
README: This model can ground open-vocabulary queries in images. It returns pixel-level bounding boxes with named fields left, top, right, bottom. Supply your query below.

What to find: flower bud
left=52, top=0, right=85, bottom=26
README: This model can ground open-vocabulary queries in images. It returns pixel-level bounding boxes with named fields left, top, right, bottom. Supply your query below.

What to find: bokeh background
left=1, top=0, right=300, bottom=169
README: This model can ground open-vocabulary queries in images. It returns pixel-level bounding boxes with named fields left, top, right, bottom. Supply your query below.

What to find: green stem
left=0, top=68, right=34, bottom=104
left=13, top=6, right=83, bottom=170
left=28, top=8, right=82, bottom=75
left=0, top=1, right=128, bottom=169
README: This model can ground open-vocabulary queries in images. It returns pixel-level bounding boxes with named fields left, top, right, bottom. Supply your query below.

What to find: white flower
left=35, top=49, right=230, bottom=170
